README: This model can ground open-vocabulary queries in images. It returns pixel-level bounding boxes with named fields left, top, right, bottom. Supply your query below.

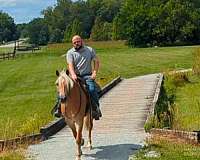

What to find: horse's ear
left=66, top=69, right=69, bottom=75
left=56, top=70, right=60, bottom=77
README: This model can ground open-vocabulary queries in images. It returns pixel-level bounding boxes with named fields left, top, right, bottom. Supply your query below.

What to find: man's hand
left=71, top=73, right=78, bottom=81
left=91, top=71, right=97, bottom=80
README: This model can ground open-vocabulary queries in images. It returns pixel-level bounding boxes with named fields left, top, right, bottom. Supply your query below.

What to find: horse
left=55, top=70, right=93, bottom=160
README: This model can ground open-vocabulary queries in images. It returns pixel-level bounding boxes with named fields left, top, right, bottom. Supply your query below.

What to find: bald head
left=72, top=35, right=83, bottom=50
left=72, top=35, right=81, bottom=42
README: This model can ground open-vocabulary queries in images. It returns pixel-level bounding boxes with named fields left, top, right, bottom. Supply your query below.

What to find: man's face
left=72, top=37, right=82, bottom=50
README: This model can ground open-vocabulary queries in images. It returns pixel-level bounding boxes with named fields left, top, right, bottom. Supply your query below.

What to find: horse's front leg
left=86, top=116, right=93, bottom=150
left=75, top=123, right=83, bottom=159
left=86, top=128, right=92, bottom=150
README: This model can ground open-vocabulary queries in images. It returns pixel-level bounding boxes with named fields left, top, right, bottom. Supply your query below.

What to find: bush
left=144, top=116, right=155, bottom=132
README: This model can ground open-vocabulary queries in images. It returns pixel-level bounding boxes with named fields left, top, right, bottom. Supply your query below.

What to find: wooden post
left=13, top=41, right=16, bottom=58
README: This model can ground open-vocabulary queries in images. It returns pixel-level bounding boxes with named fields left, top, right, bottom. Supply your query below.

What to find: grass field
left=0, top=41, right=197, bottom=139
left=132, top=136, right=200, bottom=160
left=0, top=150, right=24, bottom=160
left=0, top=47, right=14, bottom=54
left=172, top=74, right=200, bottom=131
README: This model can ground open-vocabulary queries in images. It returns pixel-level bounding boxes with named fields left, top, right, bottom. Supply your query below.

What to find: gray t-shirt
left=66, top=46, right=97, bottom=76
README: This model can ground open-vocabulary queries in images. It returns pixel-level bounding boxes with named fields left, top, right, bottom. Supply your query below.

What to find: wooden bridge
left=27, top=73, right=162, bottom=160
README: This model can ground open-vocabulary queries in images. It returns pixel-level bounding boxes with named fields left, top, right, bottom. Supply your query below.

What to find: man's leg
left=85, top=78, right=102, bottom=120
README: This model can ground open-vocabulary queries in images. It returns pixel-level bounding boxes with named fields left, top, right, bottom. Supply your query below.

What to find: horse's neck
left=64, top=82, right=86, bottom=117
left=68, top=82, right=82, bottom=104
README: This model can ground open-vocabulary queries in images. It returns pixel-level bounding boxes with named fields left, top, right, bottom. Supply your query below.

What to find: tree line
left=1, top=0, right=200, bottom=47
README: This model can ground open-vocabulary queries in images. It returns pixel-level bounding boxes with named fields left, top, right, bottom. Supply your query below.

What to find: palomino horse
left=55, top=70, right=93, bottom=160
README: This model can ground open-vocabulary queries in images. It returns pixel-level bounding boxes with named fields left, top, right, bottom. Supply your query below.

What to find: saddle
left=77, top=77, right=101, bottom=120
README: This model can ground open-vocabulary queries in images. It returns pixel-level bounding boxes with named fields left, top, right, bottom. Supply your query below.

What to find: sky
left=0, top=0, right=57, bottom=24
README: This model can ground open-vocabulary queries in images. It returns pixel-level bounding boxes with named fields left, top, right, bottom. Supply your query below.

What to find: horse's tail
left=84, top=108, right=93, bottom=131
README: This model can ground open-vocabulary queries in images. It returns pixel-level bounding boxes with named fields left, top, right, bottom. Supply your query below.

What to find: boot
left=51, top=101, right=62, bottom=118
left=92, top=110, right=99, bottom=120
left=92, top=102, right=102, bottom=120
left=97, top=106, right=102, bottom=117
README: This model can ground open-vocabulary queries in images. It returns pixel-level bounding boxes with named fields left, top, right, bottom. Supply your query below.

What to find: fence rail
left=0, top=52, right=16, bottom=60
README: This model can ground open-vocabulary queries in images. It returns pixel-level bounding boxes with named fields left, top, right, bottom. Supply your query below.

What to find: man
left=53, top=35, right=102, bottom=120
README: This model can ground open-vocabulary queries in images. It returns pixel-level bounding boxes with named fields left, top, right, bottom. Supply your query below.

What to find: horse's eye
left=56, top=83, right=58, bottom=86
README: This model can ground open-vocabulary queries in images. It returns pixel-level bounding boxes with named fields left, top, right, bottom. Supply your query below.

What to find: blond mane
left=57, top=70, right=74, bottom=95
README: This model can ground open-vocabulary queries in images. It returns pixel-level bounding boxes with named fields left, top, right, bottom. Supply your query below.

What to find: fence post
left=13, top=41, right=16, bottom=58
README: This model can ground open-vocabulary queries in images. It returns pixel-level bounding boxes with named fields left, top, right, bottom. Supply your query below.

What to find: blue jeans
left=83, top=76, right=99, bottom=107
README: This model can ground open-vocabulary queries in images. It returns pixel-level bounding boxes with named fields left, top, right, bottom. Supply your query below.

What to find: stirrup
left=54, top=109, right=62, bottom=118
left=51, top=102, right=62, bottom=117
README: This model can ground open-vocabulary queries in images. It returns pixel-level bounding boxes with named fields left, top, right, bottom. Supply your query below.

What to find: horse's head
left=55, top=70, right=74, bottom=103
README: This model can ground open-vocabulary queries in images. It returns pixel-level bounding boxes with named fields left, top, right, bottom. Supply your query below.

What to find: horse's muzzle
left=58, top=95, right=67, bottom=103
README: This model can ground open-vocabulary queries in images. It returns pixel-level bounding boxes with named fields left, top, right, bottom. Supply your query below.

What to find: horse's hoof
left=86, top=142, right=92, bottom=150
left=76, top=152, right=82, bottom=160
left=88, top=145, right=92, bottom=150
left=81, top=138, right=84, bottom=146
left=75, top=156, right=81, bottom=160
left=76, top=150, right=82, bottom=157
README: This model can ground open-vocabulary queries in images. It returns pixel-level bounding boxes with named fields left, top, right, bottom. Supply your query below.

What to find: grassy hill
left=0, top=41, right=196, bottom=139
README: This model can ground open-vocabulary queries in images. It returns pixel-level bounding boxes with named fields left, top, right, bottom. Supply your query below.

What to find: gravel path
left=27, top=73, right=161, bottom=160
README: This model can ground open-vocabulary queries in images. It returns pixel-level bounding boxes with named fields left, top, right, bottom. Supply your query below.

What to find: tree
left=112, top=16, right=121, bottom=40
left=42, top=0, right=72, bottom=43
left=38, top=25, right=49, bottom=45
left=90, top=17, right=112, bottom=41
left=42, top=0, right=123, bottom=42
left=90, top=17, right=104, bottom=41
left=63, top=18, right=83, bottom=42
left=0, top=11, right=17, bottom=43
left=16, top=23, right=28, bottom=38
left=117, top=0, right=200, bottom=47
left=27, top=18, right=49, bottom=45
left=97, top=0, right=123, bottom=22
left=49, top=28, right=62, bottom=43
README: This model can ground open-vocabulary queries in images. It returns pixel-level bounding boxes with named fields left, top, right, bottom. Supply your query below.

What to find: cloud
left=0, top=0, right=57, bottom=24
left=0, top=0, right=18, bottom=7
left=0, top=0, right=50, bottom=7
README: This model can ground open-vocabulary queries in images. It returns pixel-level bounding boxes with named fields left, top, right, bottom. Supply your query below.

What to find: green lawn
left=172, top=74, right=200, bottom=131
left=0, top=47, right=14, bottom=54
left=0, top=150, right=24, bottom=160
left=0, top=41, right=197, bottom=139
left=132, top=137, right=200, bottom=160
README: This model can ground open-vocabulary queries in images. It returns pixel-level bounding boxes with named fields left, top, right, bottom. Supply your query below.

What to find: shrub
left=18, top=114, right=46, bottom=136
left=144, top=116, right=155, bottom=132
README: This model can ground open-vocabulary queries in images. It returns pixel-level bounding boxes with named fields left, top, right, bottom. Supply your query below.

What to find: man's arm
left=68, top=62, right=77, bottom=81
left=91, top=56, right=100, bottom=80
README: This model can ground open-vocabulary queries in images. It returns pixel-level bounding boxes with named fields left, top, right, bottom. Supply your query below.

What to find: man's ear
left=56, top=70, right=60, bottom=77
left=66, top=69, right=69, bottom=75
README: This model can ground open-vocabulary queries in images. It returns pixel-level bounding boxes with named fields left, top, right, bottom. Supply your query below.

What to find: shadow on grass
left=84, top=143, right=142, bottom=160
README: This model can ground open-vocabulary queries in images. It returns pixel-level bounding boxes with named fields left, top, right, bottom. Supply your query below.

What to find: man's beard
left=75, top=45, right=82, bottom=51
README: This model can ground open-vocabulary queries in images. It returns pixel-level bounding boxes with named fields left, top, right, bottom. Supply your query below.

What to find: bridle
left=57, top=76, right=68, bottom=103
